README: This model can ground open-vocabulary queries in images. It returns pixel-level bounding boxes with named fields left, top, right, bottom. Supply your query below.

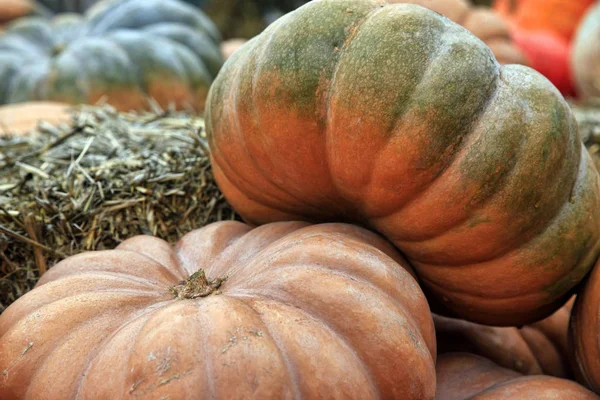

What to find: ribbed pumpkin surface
left=0, top=0, right=222, bottom=111
left=0, top=221, right=436, bottom=399
left=435, top=353, right=598, bottom=400
left=207, top=0, right=600, bottom=326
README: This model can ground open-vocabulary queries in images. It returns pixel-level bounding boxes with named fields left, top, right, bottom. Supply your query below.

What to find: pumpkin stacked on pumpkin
left=2, top=0, right=600, bottom=398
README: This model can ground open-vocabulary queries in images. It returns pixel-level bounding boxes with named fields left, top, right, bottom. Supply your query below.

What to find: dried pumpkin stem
left=169, top=269, right=227, bottom=300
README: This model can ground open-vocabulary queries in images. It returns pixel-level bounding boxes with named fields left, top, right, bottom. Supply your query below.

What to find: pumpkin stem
left=52, top=43, right=66, bottom=57
left=169, top=269, right=227, bottom=300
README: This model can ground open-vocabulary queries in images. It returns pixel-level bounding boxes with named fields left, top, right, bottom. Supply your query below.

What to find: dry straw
left=0, top=104, right=237, bottom=312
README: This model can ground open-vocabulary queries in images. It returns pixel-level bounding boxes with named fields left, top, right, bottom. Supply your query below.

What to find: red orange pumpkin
left=494, top=0, right=595, bottom=42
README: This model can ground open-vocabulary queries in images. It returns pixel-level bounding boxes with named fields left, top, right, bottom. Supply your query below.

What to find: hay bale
left=0, top=104, right=237, bottom=312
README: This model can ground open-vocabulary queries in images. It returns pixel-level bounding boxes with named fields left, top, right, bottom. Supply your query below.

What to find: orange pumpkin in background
left=435, top=353, right=599, bottom=400
left=510, top=28, right=576, bottom=97
left=0, top=0, right=35, bottom=26
left=435, top=297, right=574, bottom=378
left=390, top=0, right=528, bottom=65
left=494, top=0, right=595, bottom=42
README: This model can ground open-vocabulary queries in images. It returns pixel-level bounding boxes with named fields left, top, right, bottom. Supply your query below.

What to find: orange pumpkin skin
left=435, top=353, right=599, bottom=400
left=389, top=0, right=527, bottom=65
left=493, top=0, right=595, bottom=42
left=570, top=258, right=600, bottom=393
left=435, top=298, right=574, bottom=377
left=0, top=221, right=436, bottom=399
left=207, top=0, right=600, bottom=325
left=572, top=3, right=600, bottom=99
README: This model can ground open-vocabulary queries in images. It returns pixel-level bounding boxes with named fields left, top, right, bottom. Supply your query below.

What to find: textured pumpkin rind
left=572, top=3, right=600, bottom=99
left=206, top=0, right=600, bottom=325
left=435, top=353, right=598, bottom=400
left=0, top=0, right=222, bottom=111
left=0, top=221, right=436, bottom=399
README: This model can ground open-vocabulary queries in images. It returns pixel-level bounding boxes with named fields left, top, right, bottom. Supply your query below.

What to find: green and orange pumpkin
left=0, top=0, right=222, bottom=111
left=0, top=221, right=436, bottom=399
left=206, top=0, right=600, bottom=326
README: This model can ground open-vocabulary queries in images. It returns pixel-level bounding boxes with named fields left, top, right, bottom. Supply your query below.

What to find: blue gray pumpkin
left=0, top=0, right=222, bottom=111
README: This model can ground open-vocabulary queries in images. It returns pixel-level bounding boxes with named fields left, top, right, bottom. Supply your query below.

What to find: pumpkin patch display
left=435, top=353, right=599, bottom=400
left=0, top=221, right=437, bottom=399
left=435, top=297, right=574, bottom=377
left=0, top=0, right=223, bottom=111
left=493, top=0, right=595, bottom=42
left=572, top=2, right=600, bottom=99
left=207, top=0, right=600, bottom=326
left=389, top=0, right=528, bottom=65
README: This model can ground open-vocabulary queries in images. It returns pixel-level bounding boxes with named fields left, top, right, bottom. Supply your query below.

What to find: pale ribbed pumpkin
left=206, top=0, right=600, bottom=325
left=0, top=221, right=436, bottom=399
left=572, top=2, right=600, bottom=99
left=0, top=0, right=222, bottom=111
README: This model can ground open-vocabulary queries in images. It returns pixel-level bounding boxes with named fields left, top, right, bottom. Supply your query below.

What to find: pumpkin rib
left=243, top=294, right=380, bottom=398
left=390, top=132, right=586, bottom=265
left=234, top=297, right=304, bottom=399
left=240, top=263, right=421, bottom=331
left=74, top=299, right=175, bottom=396
left=16, top=292, right=159, bottom=399
left=370, top=66, right=502, bottom=224
left=73, top=306, right=159, bottom=397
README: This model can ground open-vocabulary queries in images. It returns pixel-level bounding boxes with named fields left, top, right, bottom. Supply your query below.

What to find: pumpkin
left=572, top=2, right=600, bottom=99
left=0, top=221, right=436, bottom=399
left=206, top=0, right=600, bottom=326
left=435, top=353, right=599, bottom=400
left=389, top=0, right=528, bottom=65
left=509, top=28, right=576, bottom=97
left=0, top=101, right=70, bottom=136
left=493, top=0, right=595, bottom=42
left=35, top=0, right=98, bottom=13
left=570, top=258, right=600, bottom=393
left=435, top=297, right=574, bottom=377
left=0, top=0, right=223, bottom=111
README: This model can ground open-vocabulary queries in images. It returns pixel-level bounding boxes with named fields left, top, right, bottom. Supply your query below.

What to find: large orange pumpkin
left=435, top=297, right=574, bottom=377
left=390, top=0, right=527, bottom=65
left=435, top=353, right=598, bottom=399
left=570, top=258, right=600, bottom=393
left=0, top=0, right=36, bottom=25
left=493, top=0, right=595, bottom=42
left=0, top=221, right=436, bottom=399
left=572, top=2, right=600, bottom=99
left=206, top=0, right=600, bottom=326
